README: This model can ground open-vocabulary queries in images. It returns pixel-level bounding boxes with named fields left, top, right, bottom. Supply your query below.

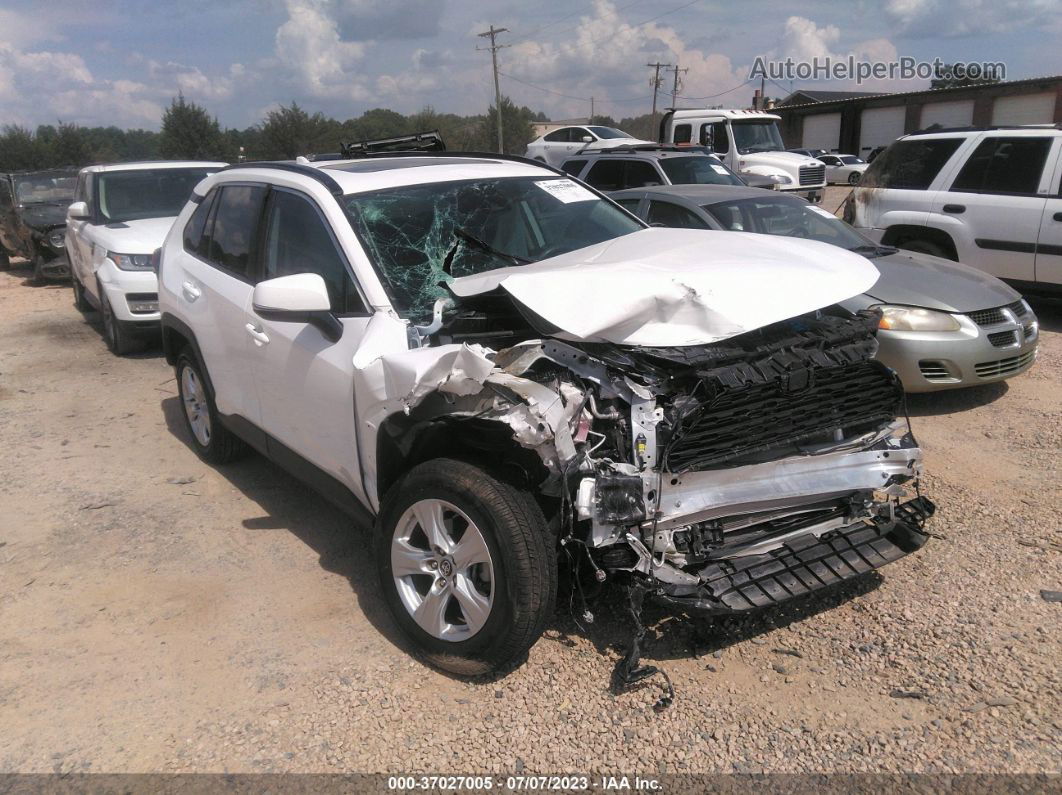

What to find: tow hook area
left=611, top=577, right=675, bottom=712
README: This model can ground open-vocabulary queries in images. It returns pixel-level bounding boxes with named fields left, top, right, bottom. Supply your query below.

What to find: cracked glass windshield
left=345, top=176, right=642, bottom=321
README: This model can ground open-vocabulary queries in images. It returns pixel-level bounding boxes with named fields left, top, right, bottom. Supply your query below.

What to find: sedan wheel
left=848, top=172, right=861, bottom=185
left=180, top=365, right=212, bottom=447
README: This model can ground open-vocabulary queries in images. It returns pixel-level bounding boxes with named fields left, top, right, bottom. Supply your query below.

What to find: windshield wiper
left=442, top=227, right=530, bottom=275
left=848, top=244, right=898, bottom=258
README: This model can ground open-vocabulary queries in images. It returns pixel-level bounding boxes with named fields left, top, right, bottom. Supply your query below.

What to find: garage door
left=859, top=106, right=907, bottom=155
left=801, top=113, right=841, bottom=151
left=919, top=100, right=974, bottom=129
left=991, top=92, right=1057, bottom=125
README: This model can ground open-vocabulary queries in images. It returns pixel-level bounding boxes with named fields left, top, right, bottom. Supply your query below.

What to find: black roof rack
left=218, top=161, right=344, bottom=197
left=340, top=131, right=446, bottom=158
left=907, top=123, right=1061, bottom=136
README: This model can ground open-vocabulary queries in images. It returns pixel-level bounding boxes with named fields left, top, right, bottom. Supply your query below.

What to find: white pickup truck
left=660, top=109, right=827, bottom=202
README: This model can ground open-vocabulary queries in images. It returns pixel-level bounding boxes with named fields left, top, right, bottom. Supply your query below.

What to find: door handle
left=1053, top=212, right=1062, bottom=222
left=943, top=204, right=965, bottom=214
left=245, top=323, right=270, bottom=346
left=181, top=281, right=201, bottom=302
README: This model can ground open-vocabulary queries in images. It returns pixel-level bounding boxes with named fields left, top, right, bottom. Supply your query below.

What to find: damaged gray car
left=157, top=154, right=935, bottom=687
left=0, top=169, right=76, bottom=280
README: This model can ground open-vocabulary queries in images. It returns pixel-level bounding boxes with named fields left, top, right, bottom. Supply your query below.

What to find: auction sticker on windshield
left=535, top=179, right=596, bottom=203
left=808, top=205, right=837, bottom=219
left=710, top=164, right=729, bottom=175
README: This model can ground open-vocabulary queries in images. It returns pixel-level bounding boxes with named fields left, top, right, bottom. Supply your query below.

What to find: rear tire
left=175, top=347, right=248, bottom=464
left=0, top=248, right=9, bottom=270
left=376, top=458, right=556, bottom=676
left=100, top=289, right=143, bottom=356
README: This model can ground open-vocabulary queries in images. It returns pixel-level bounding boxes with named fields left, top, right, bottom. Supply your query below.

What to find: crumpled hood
left=449, top=228, right=881, bottom=347
left=19, top=203, right=68, bottom=231
left=865, top=249, right=1019, bottom=313
left=87, top=216, right=177, bottom=254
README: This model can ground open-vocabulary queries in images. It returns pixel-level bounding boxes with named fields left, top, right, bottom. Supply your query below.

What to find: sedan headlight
left=875, top=305, right=961, bottom=332
left=109, top=252, right=154, bottom=271
left=48, top=230, right=66, bottom=248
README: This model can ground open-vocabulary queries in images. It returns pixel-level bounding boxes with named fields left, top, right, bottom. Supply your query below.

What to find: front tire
left=376, top=458, right=556, bottom=676
left=848, top=172, right=861, bottom=185
left=0, top=247, right=10, bottom=270
left=99, top=288, right=143, bottom=355
left=900, top=238, right=949, bottom=259
left=175, top=348, right=248, bottom=464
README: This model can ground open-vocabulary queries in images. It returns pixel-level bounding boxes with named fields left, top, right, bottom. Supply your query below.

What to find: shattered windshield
left=345, top=176, right=643, bottom=321
left=731, top=120, right=785, bottom=154
left=14, top=175, right=75, bottom=204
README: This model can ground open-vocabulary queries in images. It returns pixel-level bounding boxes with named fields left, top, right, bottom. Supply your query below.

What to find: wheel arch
left=880, top=224, right=958, bottom=260
left=161, top=313, right=217, bottom=397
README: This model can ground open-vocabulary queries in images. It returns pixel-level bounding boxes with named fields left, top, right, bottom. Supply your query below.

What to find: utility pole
left=590, top=96, right=594, bottom=122
left=759, top=74, right=765, bottom=110
left=476, top=25, right=509, bottom=153
left=647, top=61, right=671, bottom=134
left=666, top=63, right=688, bottom=108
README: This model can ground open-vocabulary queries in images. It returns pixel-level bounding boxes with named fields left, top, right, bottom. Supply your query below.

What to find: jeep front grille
left=662, top=361, right=902, bottom=473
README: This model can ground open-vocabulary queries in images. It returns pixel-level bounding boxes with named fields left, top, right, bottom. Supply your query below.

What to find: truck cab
left=660, top=109, right=826, bottom=201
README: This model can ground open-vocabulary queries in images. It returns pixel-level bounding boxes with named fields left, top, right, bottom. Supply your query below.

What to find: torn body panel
left=356, top=298, right=932, bottom=622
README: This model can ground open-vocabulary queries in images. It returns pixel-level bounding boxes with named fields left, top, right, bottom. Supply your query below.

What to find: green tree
left=589, top=114, right=619, bottom=128
left=0, top=126, right=46, bottom=171
left=476, top=96, right=537, bottom=154
left=50, top=122, right=92, bottom=167
left=342, top=108, right=411, bottom=143
left=158, top=94, right=224, bottom=160
left=259, top=102, right=338, bottom=159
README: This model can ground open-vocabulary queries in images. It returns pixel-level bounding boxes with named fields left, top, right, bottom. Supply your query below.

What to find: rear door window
left=544, top=128, right=571, bottom=143
left=861, top=138, right=962, bottom=190
left=206, top=184, right=267, bottom=279
left=950, top=137, right=1053, bottom=195
left=647, top=200, right=709, bottom=229
left=621, top=160, right=663, bottom=189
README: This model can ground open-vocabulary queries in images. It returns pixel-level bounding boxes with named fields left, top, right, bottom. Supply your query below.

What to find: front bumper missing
left=654, top=496, right=935, bottom=614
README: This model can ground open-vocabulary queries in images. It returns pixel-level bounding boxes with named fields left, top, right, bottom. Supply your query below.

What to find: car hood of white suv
left=89, top=216, right=177, bottom=254
left=449, top=228, right=881, bottom=347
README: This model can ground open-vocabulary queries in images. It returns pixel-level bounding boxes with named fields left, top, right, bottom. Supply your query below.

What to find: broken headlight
left=109, top=252, right=154, bottom=272
left=48, top=230, right=65, bottom=248
left=874, top=305, right=960, bottom=332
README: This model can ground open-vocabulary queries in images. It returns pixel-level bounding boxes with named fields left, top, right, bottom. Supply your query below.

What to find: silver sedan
left=610, top=184, right=1038, bottom=392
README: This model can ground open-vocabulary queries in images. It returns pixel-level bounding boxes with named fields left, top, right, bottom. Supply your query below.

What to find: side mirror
left=581, top=135, right=593, bottom=143
left=68, top=201, right=90, bottom=221
left=252, top=273, right=343, bottom=343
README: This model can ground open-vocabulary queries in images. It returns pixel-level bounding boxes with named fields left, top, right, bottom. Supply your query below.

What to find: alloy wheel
left=391, top=499, right=495, bottom=641
left=180, top=365, right=212, bottom=447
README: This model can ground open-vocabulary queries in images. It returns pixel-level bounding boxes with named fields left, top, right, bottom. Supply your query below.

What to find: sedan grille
left=663, top=361, right=902, bottom=473
left=799, top=164, right=826, bottom=186
left=966, top=307, right=1006, bottom=326
left=974, top=350, right=1036, bottom=378
left=987, top=330, right=1018, bottom=348
left=918, top=361, right=954, bottom=382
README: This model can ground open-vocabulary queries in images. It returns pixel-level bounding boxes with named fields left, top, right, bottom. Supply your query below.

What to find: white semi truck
left=659, top=109, right=827, bottom=202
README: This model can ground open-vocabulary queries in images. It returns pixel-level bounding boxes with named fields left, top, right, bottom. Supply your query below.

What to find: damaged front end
left=389, top=295, right=933, bottom=615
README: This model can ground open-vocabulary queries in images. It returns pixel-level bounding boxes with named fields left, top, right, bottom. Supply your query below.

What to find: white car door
left=246, top=187, right=372, bottom=502
left=174, top=182, right=266, bottom=422
left=934, top=134, right=1053, bottom=282
left=1034, top=140, right=1062, bottom=287
left=66, top=172, right=96, bottom=295
left=819, top=155, right=841, bottom=182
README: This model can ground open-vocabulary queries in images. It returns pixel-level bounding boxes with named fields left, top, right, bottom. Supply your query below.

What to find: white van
left=659, top=109, right=827, bottom=201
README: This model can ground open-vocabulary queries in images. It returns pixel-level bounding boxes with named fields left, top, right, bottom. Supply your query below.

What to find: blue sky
left=0, top=0, right=1058, bottom=130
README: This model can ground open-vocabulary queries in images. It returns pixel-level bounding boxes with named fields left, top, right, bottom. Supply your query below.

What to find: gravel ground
left=0, top=212, right=1059, bottom=775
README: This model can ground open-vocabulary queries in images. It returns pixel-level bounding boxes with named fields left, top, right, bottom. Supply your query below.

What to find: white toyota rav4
left=66, top=161, right=226, bottom=354
left=158, top=154, right=935, bottom=680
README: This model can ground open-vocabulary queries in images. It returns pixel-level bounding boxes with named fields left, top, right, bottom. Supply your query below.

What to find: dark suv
left=0, top=169, right=77, bottom=280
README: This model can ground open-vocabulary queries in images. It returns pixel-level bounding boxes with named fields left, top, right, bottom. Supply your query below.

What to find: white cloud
left=275, top=0, right=371, bottom=100
left=884, top=0, right=1059, bottom=37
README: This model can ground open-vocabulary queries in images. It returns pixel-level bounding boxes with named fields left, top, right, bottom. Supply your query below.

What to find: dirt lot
left=1, top=221, right=1060, bottom=775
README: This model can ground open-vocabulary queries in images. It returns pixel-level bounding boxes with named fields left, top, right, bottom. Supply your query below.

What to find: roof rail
left=908, top=123, right=1061, bottom=135
left=321, top=149, right=569, bottom=177
left=218, top=161, right=344, bottom=196
left=573, top=143, right=700, bottom=156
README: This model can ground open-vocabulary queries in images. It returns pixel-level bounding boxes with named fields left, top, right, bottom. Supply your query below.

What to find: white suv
left=846, top=126, right=1062, bottom=295
left=158, top=154, right=934, bottom=678
left=66, top=161, right=226, bottom=354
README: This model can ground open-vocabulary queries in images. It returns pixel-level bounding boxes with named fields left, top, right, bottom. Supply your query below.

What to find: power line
left=675, top=78, right=753, bottom=102
left=509, top=0, right=648, bottom=45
